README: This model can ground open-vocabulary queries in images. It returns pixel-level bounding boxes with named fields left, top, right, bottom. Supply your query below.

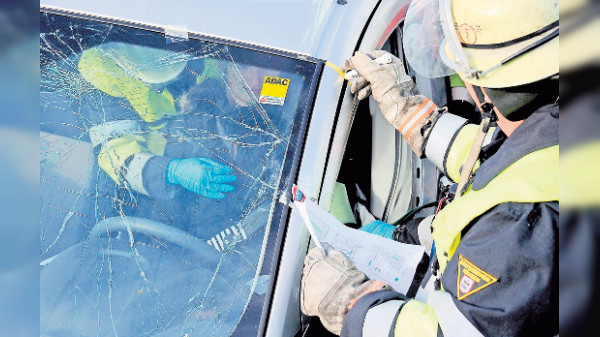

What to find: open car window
left=40, top=11, right=320, bottom=337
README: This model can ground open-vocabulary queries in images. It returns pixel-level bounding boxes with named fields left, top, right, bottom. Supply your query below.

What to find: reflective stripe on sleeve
left=123, top=152, right=155, bottom=196
left=404, top=103, right=437, bottom=141
left=362, top=300, right=405, bottom=337
left=415, top=272, right=437, bottom=303
left=426, top=291, right=484, bottom=337
left=398, top=98, right=436, bottom=137
left=88, top=120, right=141, bottom=148
left=424, top=113, right=468, bottom=173
left=417, top=215, right=434, bottom=256
left=341, top=291, right=407, bottom=337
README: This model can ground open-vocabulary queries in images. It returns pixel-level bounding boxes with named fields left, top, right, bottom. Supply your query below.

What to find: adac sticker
left=457, top=254, right=497, bottom=301
left=259, top=76, right=290, bottom=106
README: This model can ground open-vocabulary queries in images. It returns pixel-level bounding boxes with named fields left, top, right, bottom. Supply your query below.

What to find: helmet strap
left=464, top=83, right=498, bottom=127
left=456, top=83, right=497, bottom=197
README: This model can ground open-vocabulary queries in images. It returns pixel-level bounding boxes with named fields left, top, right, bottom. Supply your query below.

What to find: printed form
left=293, top=186, right=425, bottom=293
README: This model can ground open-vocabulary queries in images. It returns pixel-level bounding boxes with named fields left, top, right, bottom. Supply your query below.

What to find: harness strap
left=456, top=83, right=495, bottom=197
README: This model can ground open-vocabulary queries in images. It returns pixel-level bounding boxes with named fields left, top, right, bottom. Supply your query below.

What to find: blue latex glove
left=166, top=158, right=236, bottom=199
left=359, top=220, right=395, bottom=239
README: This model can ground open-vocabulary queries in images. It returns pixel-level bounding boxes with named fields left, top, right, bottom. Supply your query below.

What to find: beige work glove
left=301, top=246, right=390, bottom=335
left=345, top=50, right=440, bottom=157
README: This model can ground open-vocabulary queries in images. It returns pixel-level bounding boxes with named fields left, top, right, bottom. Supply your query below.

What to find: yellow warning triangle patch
left=457, top=254, right=498, bottom=301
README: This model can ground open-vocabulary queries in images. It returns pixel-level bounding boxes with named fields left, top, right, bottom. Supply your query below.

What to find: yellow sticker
left=457, top=254, right=497, bottom=300
left=259, top=76, right=290, bottom=106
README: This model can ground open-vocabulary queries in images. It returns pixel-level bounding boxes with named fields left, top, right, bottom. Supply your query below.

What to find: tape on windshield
left=164, top=26, right=189, bottom=43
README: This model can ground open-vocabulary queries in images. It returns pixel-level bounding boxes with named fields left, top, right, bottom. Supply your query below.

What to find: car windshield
left=40, top=12, right=319, bottom=337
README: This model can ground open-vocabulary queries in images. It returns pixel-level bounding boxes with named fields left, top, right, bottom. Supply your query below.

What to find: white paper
left=293, top=186, right=425, bottom=293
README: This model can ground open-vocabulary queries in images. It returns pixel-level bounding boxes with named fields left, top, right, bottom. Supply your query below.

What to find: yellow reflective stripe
left=97, top=135, right=146, bottom=183
left=561, top=141, right=600, bottom=208
left=404, top=102, right=437, bottom=140
left=433, top=145, right=559, bottom=273
left=445, top=124, right=480, bottom=183
left=398, top=98, right=432, bottom=135
left=393, top=300, right=438, bottom=337
left=426, top=291, right=484, bottom=337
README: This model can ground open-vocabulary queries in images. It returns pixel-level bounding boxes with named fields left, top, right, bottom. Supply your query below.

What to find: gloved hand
left=359, top=220, right=396, bottom=239
left=344, top=50, right=411, bottom=100
left=301, top=246, right=390, bottom=335
left=166, top=158, right=236, bottom=199
left=345, top=50, right=440, bottom=157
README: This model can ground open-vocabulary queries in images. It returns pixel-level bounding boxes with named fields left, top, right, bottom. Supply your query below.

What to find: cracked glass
left=40, top=12, right=319, bottom=337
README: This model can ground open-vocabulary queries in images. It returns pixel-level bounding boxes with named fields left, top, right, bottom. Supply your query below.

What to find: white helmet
left=403, top=0, right=559, bottom=88
left=101, top=42, right=187, bottom=84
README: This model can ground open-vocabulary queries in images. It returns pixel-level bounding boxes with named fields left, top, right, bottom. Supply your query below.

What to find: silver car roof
left=40, top=0, right=381, bottom=58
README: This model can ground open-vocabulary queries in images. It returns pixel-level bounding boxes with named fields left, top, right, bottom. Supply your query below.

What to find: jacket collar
left=471, top=103, right=559, bottom=191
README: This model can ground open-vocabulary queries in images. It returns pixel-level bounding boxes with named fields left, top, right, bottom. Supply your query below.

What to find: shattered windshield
left=40, top=12, right=319, bottom=337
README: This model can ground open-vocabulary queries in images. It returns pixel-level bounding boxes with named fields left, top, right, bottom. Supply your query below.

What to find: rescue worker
left=78, top=42, right=237, bottom=200
left=300, top=0, right=558, bottom=336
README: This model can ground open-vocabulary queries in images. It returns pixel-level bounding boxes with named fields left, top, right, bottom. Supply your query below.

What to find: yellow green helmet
left=403, top=0, right=559, bottom=88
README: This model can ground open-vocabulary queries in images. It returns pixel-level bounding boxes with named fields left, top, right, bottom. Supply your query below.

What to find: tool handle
left=344, top=54, right=392, bottom=80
